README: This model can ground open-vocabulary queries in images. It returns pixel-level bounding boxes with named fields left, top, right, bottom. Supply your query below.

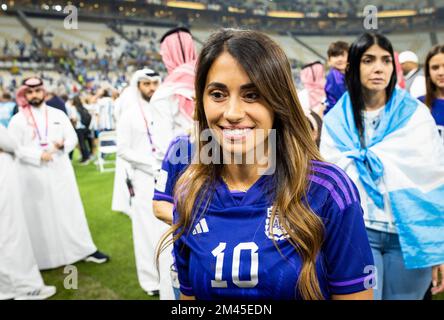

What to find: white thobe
left=116, top=98, right=174, bottom=299
left=8, top=105, right=97, bottom=270
left=0, top=125, right=45, bottom=299
left=111, top=95, right=132, bottom=216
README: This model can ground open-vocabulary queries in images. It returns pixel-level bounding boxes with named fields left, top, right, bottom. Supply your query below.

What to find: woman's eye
left=362, top=59, right=371, bottom=64
left=244, top=92, right=259, bottom=101
left=384, top=58, right=392, bottom=64
left=210, top=91, right=225, bottom=100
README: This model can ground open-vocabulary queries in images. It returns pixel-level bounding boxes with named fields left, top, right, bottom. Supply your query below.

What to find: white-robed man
left=150, top=27, right=197, bottom=152
left=116, top=69, right=174, bottom=299
left=111, top=84, right=134, bottom=217
left=150, top=27, right=197, bottom=300
left=0, top=124, right=56, bottom=300
left=8, top=77, right=109, bottom=270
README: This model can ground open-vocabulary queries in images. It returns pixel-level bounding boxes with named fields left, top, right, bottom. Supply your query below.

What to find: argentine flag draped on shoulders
left=320, top=87, right=444, bottom=269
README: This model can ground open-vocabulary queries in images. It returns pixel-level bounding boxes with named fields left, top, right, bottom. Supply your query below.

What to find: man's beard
left=140, top=91, right=154, bottom=102
left=28, top=98, right=44, bottom=107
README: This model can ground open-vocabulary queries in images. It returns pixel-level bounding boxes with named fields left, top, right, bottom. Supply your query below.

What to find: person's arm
left=153, top=139, right=190, bottom=223
left=57, top=110, right=79, bottom=154
left=116, top=111, right=153, bottom=175
left=153, top=143, right=181, bottom=225
left=153, top=200, right=173, bottom=225
left=332, top=289, right=373, bottom=300
left=8, top=115, right=44, bottom=166
left=180, top=293, right=196, bottom=300
left=432, top=264, right=444, bottom=295
left=0, top=124, right=17, bottom=153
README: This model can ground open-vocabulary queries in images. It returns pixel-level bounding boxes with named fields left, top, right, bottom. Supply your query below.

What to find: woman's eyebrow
left=362, top=53, right=391, bottom=58
left=206, top=82, right=256, bottom=90
left=206, top=82, right=227, bottom=89
left=240, top=83, right=256, bottom=90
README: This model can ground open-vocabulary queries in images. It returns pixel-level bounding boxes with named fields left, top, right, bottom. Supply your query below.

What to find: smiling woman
left=203, top=51, right=274, bottom=168
left=158, top=28, right=375, bottom=300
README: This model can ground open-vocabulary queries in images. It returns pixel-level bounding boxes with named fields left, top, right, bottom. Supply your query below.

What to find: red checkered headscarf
left=16, top=76, right=45, bottom=110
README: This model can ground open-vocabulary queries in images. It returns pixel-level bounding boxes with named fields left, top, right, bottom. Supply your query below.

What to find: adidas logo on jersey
left=192, top=218, right=209, bottom=235
left=265, top=207, right=289, bottom=241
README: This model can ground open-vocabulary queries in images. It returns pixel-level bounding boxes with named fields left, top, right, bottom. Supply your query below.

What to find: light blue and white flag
left=320, top=88, right=444, bottom=269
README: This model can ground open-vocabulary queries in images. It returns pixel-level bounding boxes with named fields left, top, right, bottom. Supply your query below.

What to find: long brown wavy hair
left=158, top=29, right=325, bottom=300
left=424, top=44, right=444, bottom=109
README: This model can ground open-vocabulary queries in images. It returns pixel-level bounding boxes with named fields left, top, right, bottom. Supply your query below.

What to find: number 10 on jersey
left=211, top=242, right=259, bottom=288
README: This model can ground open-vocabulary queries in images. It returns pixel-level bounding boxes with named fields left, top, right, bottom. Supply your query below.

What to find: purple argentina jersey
left=153, top=135, right=193, bottom=203
left=324, top=68, right=347, bottom=115
left=173, top=160, right=375, bottom=300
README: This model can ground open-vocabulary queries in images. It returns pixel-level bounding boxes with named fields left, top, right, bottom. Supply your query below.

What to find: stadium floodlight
left=1, top=4, right=7, bottom=11
left=54, top=5, right=62, bottom=12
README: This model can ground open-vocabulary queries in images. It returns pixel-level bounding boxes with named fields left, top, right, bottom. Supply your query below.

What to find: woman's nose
left=224, top=97, right=245, bottom=122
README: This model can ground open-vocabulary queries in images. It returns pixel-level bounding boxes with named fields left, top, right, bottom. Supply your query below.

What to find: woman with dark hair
left=419, top=44, right=444, bottom=140
left=158, top=29, right=375, bottom=300
left=321, top=32, right=444, bottom=300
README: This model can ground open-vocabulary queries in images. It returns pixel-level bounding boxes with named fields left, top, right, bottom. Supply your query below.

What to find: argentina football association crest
left=265, top=207, right=289, bottom=241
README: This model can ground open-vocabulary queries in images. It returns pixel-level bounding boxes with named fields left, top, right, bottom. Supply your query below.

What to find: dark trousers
left=76, top=128, right=91, bottom=161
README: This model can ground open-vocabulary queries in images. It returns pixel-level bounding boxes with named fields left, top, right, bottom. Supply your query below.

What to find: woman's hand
left=432, top=264, right=444, bottom=295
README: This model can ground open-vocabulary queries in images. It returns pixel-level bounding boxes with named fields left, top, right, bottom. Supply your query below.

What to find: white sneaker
left=14, top=285, right=57, bottom=300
